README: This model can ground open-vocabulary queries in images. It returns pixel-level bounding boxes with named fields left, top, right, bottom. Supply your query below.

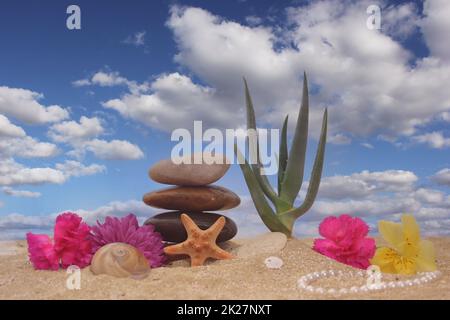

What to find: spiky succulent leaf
left=280, top=72, right=309, bottom=204
left=280, top=108, right=327, bottom=221
left=243, top=78, right=281, bottom=205
left=235, top=145, right=291, bottom=234
left=277, top=115, right=289, bottom=195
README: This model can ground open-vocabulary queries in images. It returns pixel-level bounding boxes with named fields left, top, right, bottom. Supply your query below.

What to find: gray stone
left=149, top=153, right=230, bottom=186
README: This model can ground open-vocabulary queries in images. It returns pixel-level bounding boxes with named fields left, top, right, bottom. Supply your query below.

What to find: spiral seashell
left=90, top=242, right=150, bottom=279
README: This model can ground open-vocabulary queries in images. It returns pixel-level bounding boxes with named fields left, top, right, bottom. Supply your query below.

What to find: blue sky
left=0, top=0, right=449, bottom=239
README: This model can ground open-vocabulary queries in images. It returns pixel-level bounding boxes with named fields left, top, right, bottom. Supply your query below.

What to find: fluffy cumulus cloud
left=48, top=116, right=104, bottom=143
left=421, top=0, right=450, bottom=61
left=320, top=169, right=418, bottom=199
left=0, top=136, right=59, bottom=158
left=2, top=187, right=41, bottom=198
left=2, top=165, right=449, bottom=239
left=48, top=116, right=144, bottom=160
left=0, top=158, right=66, bottom=186
left=82, top=139, right=144, bottom=160
left=412, top=131, right=450, bottom=149
left=102, top=72, right=225, bottom=131
left=73, top=71, right=149, bottom=94
left=0, top=158, right=104, bottom=186
left=55, top=160, right=106, bottom=178
left=301, top=168, right=449, bottom=236
left=0, top=115, right=59, bottom=158
left=94, top=1, right=450, bottom=145
left=0, top=115, right=25, bottom=137
left=431, top=168, right=450, bottom=186
left=0, top=86, right=69, bottom=124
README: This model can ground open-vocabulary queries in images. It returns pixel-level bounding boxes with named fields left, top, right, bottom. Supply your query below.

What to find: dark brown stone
left=145, top=211, right=237, bottom=243
left=142, top=185, right=240, bottom=211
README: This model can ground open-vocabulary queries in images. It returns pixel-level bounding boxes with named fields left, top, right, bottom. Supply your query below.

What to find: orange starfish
left=164, top=213, right=234, bottom=267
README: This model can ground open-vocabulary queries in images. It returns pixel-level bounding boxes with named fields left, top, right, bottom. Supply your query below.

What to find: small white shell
left=264, top=256, right=283, bottom=269
left=90, top=242, right=150, bottom=279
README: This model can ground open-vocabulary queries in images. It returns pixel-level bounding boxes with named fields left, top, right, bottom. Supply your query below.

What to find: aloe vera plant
left=236, top=73, right=327, bottom=237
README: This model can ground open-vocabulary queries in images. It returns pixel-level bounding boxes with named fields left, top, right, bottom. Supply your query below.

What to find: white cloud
left=245, top=15, right=262, bottom=26
left=0, top=200, right=154, bottom=240
left=311, top=197, right=420, bottom=218
left=0, top=115, right=25, bottom=137
left=383, top=3, right=419, bottom=39
left=48, top=116, right=104, bottom=143
left=352, top=169, right=418, bottom=192
left=0, top=86, right=69, bottom=124
left=421, top=0, right=450, bottom=61
left=440, top=112, right=450, bottom=122
left=0, top=213, right=53, bottom=230
left=123, top=31, right=146, bottom=47
left=55, top=160, right=106, bottom=178
left=0, top=158, right=105, bottom=186
left=0, top=158, right=66, bottom=186
left=312, top=169, right=419, bottom=202
left=328, top=133, right=351, bottom=145
left=0, top=115, right=59, bottom=159
left=317, top=175, right=375, bottom=200
left=82, top=139, right=144, bottom=160
left=103, top=72, right=224, bottom=131
left=93, top=3, right=449, bottom=145
left=431, top=168, right=450, bottom=186
left=412, top=131, right=450, bottom=149
left=413, top=188, right=446, bottom=205
left=361, top=142, right=374, bottom=149
left=73, top=71, right=149, bottom=94
left=72, top=79, right=91, bottom=87
left=0, top=136, right=59, bottom=158
left=2, top=186, right=41, bottom=198
left=75, top=199, right=154, bottom=225
left=47, top=115, right=144, bottom=161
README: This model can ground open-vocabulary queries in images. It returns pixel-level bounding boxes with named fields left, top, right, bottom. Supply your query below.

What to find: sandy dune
left=0, top=237, right=449, bottom=300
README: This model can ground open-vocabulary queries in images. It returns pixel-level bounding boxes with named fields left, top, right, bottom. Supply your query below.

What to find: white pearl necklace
left=297, top=269, right=441, bottom=295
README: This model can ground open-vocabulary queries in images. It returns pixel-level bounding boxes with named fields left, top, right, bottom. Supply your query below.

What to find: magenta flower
left=54, top=212, right=93, bottom=268
left=26, top=233, right=59, bottom=271
left=26, top=212, right=93, bottom=270
left=313, top=214, right=376, bottom=269
left=90, top=214, right=165, bottom=268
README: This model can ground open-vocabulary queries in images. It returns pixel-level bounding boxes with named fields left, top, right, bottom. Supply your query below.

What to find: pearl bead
left=298, top=269, right=440, bottom=295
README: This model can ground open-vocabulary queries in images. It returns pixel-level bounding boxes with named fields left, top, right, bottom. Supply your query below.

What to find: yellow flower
left=371, top=214, right=437, bottom=275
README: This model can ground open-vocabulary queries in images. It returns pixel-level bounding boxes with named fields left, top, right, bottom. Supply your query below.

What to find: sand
left=0, top=236, right=449, bottom=300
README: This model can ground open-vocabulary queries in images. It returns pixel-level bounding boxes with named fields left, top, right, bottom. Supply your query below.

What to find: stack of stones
left=143, top=153, right=239, bottom=244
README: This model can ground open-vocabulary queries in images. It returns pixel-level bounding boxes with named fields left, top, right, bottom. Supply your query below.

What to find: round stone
left=143, top=185, right=240, bottom=211
left=149, top=153, right=230, bottom=186
left=144, top=211, right=237, bottom=243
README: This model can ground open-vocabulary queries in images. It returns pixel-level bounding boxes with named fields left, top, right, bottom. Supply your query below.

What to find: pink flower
left=313, top=214, right=376, bottom=269
left=26, top=233, right=59, bottom=271
left=54, top=212, right=93, bottom=268
left=90, top=214, right=165, bottom=268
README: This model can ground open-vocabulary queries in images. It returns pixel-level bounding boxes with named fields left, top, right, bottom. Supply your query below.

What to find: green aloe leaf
left=277, top=115, right=289, bottom=195
left=280, top=108, right=327, bottom=221
left=280, top=72, right=309, bottom=204
left=234, top=144, right=291, bottom=234
left=243, top=78, right=281, bottom=205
